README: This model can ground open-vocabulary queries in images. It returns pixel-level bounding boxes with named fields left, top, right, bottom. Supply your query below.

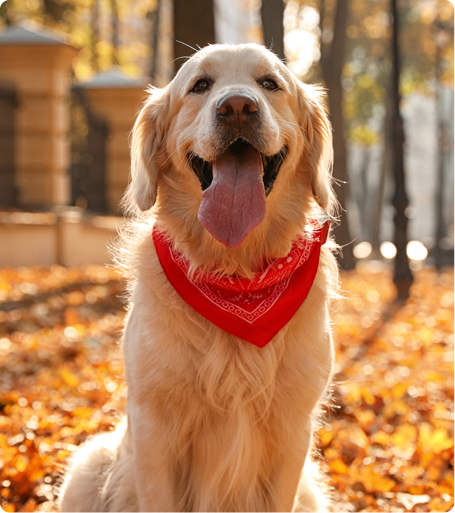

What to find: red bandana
left=153, top=220, right=330, bottom=348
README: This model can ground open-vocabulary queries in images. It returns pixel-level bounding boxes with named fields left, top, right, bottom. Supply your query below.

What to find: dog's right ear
left=295, top=81, right=336, bottom=217
left=125, top=86, right=170, bottom=212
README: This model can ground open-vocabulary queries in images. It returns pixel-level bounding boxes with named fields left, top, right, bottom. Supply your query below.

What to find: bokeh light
left=353, top=241, right=373, bottom=259
left=407, top=240, right=429, bottom=261
left=380, top=241, right=397, bottom=259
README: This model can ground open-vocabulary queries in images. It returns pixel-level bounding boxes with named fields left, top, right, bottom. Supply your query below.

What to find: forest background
left=1, top=0, right=453, bottom=270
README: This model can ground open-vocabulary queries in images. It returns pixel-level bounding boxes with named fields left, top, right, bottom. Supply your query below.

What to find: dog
left=59, top=43, right=339, bottom=512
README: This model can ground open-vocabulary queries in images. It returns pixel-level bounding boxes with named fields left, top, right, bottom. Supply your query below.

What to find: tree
left=111, top=0, right=119, bottom=66
left=173, top=0, right=215, bottom=74
left=320, top=0, right=356, bottom=269
left=90, top=0, right=100, bottom=72
left=148, top=0, right=161, bottom=82
left=390, top=0, right=413, bottom=298
left=261, top=0, right=285, bottom=61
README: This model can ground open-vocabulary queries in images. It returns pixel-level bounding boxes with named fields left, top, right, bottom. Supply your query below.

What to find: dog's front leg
left=128, top=405, right=179, bottom=512
left=268, top=424, right=314, bottom=512
left=270, top=420, right=331, bottom=510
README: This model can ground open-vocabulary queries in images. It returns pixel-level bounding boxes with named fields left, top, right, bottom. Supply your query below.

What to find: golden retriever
left=59, top=43, right=338, bottom=512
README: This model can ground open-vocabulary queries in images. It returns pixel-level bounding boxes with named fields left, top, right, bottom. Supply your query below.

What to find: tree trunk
left=173, top=0, right=216, bottom=74
left=111, top=0, right=119, bottom=66
left=390, top=0, right=413, bottom=298
left=91, top=0, right=99, bottom=72
left=371, top=87, right=393, bottom=254
left=261, top=0, right=285, bottom=61
left=0, top=1, right=14, bottom=25
left=359, top=147, right=370, bottom=241
left=149, top=0, right=162, bottom=82
left=321, top=0, right=356, bottom=270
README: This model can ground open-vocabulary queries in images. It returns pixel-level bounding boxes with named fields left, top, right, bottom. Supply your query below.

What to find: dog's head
left=126, top=44, right=335, bottom=274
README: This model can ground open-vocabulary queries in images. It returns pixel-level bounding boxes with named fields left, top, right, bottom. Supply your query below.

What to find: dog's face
left=127, top=44, right=334, bottom=273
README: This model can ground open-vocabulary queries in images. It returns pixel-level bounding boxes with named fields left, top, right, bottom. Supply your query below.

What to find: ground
left=0, top=263, right=453, bottom=512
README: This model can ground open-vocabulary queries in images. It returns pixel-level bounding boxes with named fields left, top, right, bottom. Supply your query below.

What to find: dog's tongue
left=198, top=145, right=266, bottom=248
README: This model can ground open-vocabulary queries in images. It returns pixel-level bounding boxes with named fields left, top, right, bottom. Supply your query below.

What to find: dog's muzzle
left=187, top=93, right=288, bottom=248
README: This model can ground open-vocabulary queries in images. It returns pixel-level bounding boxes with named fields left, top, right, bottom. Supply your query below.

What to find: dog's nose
left=216, top=94, right=259, bottom=125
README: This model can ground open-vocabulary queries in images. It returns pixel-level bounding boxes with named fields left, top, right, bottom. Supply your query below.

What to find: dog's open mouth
left=190, top=139, right=287, bottom=249
left=189, top=139, right=287, bottom=196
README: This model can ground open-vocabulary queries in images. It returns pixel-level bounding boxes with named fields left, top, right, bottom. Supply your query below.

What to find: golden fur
left=59, top=43, right=339, bottom=512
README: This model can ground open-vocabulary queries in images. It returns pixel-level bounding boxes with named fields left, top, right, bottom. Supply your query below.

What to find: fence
left=69, top=86, right=109, bottom=214
left=0, top=80, right=18, bottom=207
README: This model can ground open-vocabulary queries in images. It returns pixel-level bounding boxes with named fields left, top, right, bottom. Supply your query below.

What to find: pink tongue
left=198, top=146, right=266, bottom=248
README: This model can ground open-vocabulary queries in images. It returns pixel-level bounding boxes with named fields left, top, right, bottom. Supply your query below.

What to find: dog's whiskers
left=279, top=127, right=305, bottom=153
left=158, top=139, right=193, bottom=170
left=277, top=118, right=306, bottom=131
left=176, top=40, right=200, bottom=53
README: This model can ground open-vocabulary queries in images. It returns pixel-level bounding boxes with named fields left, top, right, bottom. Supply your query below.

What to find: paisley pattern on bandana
left=153, top=220, right=330, bottom=348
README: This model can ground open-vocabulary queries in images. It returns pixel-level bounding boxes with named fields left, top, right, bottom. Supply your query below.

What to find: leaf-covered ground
left=0, top=264, right=453, bottom=512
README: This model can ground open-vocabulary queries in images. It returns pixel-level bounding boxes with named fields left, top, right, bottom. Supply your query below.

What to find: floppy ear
left=296, top=81, right=337, bottom=216
left=124, top=86, right=170, bottom=212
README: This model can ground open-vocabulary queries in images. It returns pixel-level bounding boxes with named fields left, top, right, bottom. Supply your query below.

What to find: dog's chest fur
left=122, top=230, right=334, bottom=511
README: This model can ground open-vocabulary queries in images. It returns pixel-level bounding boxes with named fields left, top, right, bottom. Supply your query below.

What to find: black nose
left=216, top=94, right=259, bottom=126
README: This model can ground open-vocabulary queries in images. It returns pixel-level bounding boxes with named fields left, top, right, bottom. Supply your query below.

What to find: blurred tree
left=111, top=0, right=119, bottom=65
left=433, top=16, right=454, bottom=269
left=286, top=0, right=453, bottom=261
left=173, top=0, right=215, bottom=74
left=91, top=0, right=100, bottom=72
left=147, top=0, right=161, bottom=82
left=370, top=89, right=392, bottom=254
left=320, top=0, right=356, bottom=270
left=0, top=0, right=13, bottom=25
left=261, top=0, right=285, bottom=60
left=42, top=0, right=75, bottom=23
left=390, top=0, right=413, bottom=299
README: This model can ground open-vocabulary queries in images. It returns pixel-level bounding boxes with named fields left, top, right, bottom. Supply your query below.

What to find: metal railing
left=69, top=86, right=108, bottom=214
left=0, top=79, right=18, bottom=207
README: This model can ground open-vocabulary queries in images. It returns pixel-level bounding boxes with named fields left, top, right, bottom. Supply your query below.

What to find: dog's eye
left=191, top=79, right=212, bottom=93
left=260, top=79, right=279, bottom=91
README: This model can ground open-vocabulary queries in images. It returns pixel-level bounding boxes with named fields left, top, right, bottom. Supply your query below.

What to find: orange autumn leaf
left=19, top=498, right=37, bottom=512
left=391, top=381, right=409, bottom=400
left=419, top=423, right=454, bottom=454
left=370, top=430, right=390, bottom=445
left=350, top=463, right=396, bottom=493
left=353, top=409, right=376, bottom=427
left=390, top=424, right=418, bottom=450
left=328, top=458, right=349, bottom=475
left=59, top=368, right=79, bottom=388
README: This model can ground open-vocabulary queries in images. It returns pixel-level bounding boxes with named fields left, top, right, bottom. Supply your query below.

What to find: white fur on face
left=169, top=44, right=291, bottom=162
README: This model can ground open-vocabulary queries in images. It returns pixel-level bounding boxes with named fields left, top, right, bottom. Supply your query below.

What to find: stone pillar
left=81, top=69, right=148, bottom=213
left=0, top=24, right=79, bottom=208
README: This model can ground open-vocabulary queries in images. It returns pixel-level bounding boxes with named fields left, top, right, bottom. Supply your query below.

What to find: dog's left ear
left=123, top=85, right=170, bottom=213
left=296, top=81, right=336, bottom=216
